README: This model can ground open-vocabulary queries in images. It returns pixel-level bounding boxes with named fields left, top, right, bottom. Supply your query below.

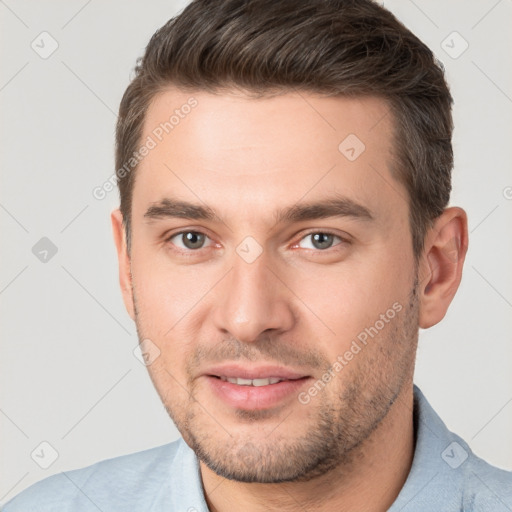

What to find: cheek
left=129, top=252, right=218, bottom=373
left=130, top=249, right=210, bottom=327
left=285, top=249, right=412, bottom=344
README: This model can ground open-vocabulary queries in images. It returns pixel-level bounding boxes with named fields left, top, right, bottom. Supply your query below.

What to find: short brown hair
left=115, top=0, right=453, bottom=259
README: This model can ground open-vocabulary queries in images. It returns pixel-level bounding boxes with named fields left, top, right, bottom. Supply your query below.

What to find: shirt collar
left=388, top=383, right=467, bottom=511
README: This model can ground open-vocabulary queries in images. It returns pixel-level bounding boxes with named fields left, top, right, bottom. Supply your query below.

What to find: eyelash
left=295, top=229, right=350, bottom=252
left=164, top=229, right=350, bottom=255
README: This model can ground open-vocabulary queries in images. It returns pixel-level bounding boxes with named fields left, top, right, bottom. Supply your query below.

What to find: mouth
left=203, top=365, right=312, bottom=410
left=212, top=375, right=304, bottom=386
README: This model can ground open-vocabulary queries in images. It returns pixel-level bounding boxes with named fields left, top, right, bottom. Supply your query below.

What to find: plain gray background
left=1, top=0, right=511, bottom=504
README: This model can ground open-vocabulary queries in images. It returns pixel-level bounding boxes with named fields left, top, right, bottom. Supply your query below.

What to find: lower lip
left=205, top=376, right=311, bottom=410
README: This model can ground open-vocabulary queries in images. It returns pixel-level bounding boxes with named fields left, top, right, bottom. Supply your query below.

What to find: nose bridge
left=212, top=248, right=294, bottom=341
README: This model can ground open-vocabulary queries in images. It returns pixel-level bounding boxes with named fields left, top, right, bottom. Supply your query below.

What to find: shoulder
left=461, top=453, right=512, bottom=511
left=390, top=385, right=512, bottom=511
left=1, top=441, right=181, bottom=512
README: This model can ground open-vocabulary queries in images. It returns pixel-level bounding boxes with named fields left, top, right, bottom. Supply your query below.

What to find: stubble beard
left=133, top=277, right=420, bottom=484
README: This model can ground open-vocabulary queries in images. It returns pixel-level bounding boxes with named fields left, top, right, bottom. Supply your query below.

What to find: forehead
left=132, top=87, right=406, bottom=227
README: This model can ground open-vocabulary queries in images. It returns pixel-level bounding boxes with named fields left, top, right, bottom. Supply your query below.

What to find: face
left=122, top=89, right=420, bottom=483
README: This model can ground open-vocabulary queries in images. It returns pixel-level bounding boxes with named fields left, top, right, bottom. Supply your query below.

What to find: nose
left=212, top=250, right=295, bottom=343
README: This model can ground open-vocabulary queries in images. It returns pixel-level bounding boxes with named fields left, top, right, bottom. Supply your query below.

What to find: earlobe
left=418, top=207, right=469, bottom=329
left=111, top=209, right=135, bottom=321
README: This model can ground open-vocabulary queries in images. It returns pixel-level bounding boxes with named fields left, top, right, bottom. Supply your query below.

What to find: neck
left=200, top=383, right=416, bottom=512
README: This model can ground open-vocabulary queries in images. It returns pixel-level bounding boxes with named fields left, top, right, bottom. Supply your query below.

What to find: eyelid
left=293, top=229, right=351, bottom=249
left=164, top=226, right=213, bottom=241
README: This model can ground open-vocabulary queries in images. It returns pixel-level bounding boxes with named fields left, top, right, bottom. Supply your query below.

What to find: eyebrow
left=274, top=196, right=374, bottom=224
left=143, top=195, right=375, bottom=225
left=144, top=198, right=217, bottom=222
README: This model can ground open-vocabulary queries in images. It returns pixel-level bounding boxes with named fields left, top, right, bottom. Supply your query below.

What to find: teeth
left=235, top=377, right=252, bottom=385
left=220, top=377, right=285, bottom=386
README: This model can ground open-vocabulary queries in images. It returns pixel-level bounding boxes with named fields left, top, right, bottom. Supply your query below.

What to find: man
left=4, top=0, right=511, bottom=510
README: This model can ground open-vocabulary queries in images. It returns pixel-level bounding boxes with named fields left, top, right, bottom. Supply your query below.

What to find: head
left=112, top=0, right=468, bottom=484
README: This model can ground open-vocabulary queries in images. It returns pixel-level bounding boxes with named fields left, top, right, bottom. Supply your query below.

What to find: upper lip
left=204, top=364, right=309, bottom=380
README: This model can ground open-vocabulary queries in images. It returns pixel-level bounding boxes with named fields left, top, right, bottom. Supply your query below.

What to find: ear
left=111, top=209, right=135, bottom=321
left=418, top=207, right=469, bottom=329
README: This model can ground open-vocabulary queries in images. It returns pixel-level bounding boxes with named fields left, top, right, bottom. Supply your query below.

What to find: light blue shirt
left=3, top=384, right=512, bottom=511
